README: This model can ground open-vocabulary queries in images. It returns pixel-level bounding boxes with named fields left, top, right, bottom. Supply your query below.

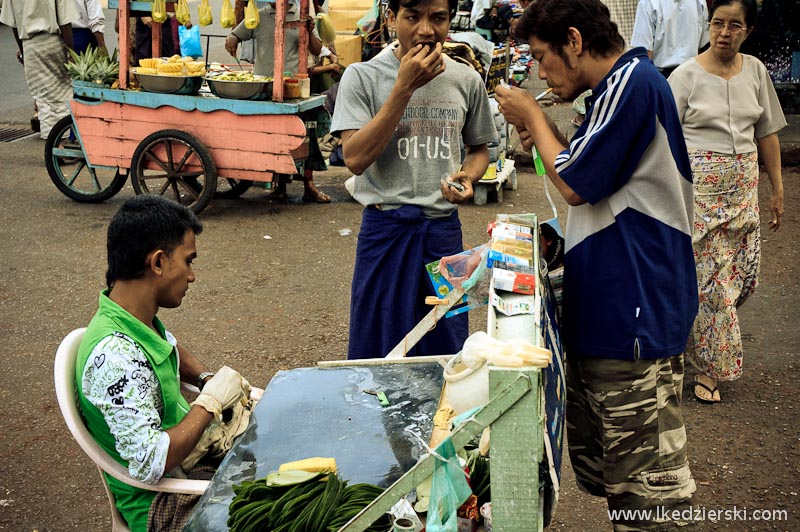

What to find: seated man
left=76, top=195, right=252, bottom=531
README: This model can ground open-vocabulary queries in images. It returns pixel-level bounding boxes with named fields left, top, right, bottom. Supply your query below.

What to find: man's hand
left=516, top=126, right=535, bottom=152
left=191, top=365, right=245, bottom=419
left=225, top=34, right=240, bottom=58
left=397, top=42, right=445, bottom=93
left=441, top=171, right=474, bottom=204
left=494, top=83, right=537, bottom=130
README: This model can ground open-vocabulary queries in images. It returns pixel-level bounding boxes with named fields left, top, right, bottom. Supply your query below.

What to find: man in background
left=2, top=0, right=75, bottom=138
left=631, top=0, right=709, bottom=77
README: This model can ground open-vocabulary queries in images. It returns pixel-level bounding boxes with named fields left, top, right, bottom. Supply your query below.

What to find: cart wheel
left=44, top=115, right=126, bottom=203
left=215, top=178, right=253, bottom=198
left=130, top=130, right=217, bottom=214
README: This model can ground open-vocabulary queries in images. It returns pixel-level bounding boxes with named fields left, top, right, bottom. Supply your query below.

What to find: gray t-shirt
left=331, top=43, right=498, bottom=217
left=232, top=4, right=313, bottom=77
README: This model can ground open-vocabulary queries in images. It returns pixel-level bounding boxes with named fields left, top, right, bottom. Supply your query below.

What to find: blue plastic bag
left=178, top=25, right=202, bottom=58
left=426, top=438, right=473, bottom=532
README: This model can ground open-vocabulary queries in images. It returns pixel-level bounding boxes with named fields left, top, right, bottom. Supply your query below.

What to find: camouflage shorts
left=566, top=354, right=696, bottom=531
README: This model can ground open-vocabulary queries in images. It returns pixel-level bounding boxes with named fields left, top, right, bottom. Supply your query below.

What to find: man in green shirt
left=76, top=195, right=251, bottom=531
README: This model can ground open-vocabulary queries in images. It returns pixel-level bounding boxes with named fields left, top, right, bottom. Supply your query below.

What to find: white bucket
left=443, top=353, right=489, bottom=414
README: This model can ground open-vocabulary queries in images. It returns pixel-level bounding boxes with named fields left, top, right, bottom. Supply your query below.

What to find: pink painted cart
left=44, top=0, right=325, bottom=214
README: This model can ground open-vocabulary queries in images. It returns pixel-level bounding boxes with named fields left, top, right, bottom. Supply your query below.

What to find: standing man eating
left=331, top=0, right=497, bottom=359
left=495, top=0, right=698, bottom=529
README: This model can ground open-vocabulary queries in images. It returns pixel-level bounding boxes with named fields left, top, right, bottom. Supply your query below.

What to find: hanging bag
left=175, top=0, right=192, bottom=26
left=151, top=0, right=168, bottom=23
left=220, top=0, right=236, bottom=28
left=244, top=0, right=260, bottom=29
left=178, top=25, right=203, bottom=58
left=199, top=0, right=213, bottom=26
left=426, top=438, right=473, bottom=532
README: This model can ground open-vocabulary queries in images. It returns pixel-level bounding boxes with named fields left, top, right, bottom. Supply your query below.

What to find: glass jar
left=283, top=78, right=301, bottom=99
left=295, top=73, right=310, bottom=98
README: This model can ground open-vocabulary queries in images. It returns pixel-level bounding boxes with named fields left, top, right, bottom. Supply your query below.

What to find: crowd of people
left=2, top=0, right=789, bottom=529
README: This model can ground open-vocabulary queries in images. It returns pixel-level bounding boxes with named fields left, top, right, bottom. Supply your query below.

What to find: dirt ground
left=0, top=127, right=798, bottom=531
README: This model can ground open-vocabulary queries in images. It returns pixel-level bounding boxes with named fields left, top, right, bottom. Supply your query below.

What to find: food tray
left=206, top=77, right=273, bottom=101
left=135, top=72, right=203, bottom=95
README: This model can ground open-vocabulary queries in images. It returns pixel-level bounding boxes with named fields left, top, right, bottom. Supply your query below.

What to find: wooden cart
left=44, top=0, right=326, bottom=214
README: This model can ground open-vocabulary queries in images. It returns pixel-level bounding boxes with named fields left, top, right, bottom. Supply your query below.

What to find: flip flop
left=693, top=379, right=721, bottom=404
left=303, top=191, right=331, bottom=203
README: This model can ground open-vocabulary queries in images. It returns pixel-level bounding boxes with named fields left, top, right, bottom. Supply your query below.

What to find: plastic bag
left=151, top=0, right=167, bottom=23
left=439, top=244, right=487, bottom=289
left=179, top=25, right=203, bottom=58
left=199, top=0, right=213, bottom=26
left=220, top=0, right=236, bottom=28
left=175, top=0, right=191, bottom=26
left=244, top=0, right=260, bottom=29
left=426, top=438, right=472, bottom=532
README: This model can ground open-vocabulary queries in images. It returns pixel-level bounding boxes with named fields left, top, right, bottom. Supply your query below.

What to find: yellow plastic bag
left=244, top=0, right=259, bottom=29
left=175, top=0, right=191, bottom=26
left=220, top=0, right=236, bottom=28
left=199, top=0, right=213, bottom=26
left=151, top=0, right=167, bottom=23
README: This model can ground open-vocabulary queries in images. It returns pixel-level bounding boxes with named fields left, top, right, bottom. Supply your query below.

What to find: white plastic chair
left=54, top=328, right=210, bottom=532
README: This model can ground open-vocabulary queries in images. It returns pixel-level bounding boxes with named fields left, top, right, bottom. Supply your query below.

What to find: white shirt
left=631, top=0, right=709, bottom=69
left=0, top=0, right=77, bottom=39
left=470, top=0, right=492, bottom=28
left=81, top=332, right=180, bottom=483
left=71, top=0, right=104, bottom=33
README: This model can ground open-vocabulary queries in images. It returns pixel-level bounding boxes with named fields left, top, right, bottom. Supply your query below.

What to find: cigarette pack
left=491, top=290, right=536, bottom=316
left=492, top=267, right=536, bottom=295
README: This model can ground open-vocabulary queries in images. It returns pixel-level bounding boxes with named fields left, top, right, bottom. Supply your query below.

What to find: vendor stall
left=44, top=0, right=330, bottom=213
left=183, top=213, right=565, bottom=532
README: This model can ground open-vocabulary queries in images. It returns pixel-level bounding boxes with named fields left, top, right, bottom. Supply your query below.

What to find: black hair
left=388, top=0, right=457, bottom=19
left=709, top=0, right=757, bottom=27
left=106, top=196, right=203, bottom=288
left=514, top=0, right=624, bottom=59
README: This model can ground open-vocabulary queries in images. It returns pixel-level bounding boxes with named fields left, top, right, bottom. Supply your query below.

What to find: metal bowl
left=135, top=72, right=203, bottom=95
left=206, top=77, right=273, bottom=101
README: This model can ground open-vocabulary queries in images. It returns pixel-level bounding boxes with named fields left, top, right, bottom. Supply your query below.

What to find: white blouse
left=668, top=54, right=787, bottom=154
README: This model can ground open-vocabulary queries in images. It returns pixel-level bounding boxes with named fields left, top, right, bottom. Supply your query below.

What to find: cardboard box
left=328, top=8, right=368, bottom=33
left=334, top=33, right=363, bottom=67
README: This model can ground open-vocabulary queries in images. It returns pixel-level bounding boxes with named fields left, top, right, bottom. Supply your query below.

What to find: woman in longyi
left=668, top=0, right=786, bottom=403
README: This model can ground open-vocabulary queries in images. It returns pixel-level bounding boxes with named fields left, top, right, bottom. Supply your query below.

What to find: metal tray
left=206, top=77, right=273, bottom=101
left=135, top=72, right=203, bottom=95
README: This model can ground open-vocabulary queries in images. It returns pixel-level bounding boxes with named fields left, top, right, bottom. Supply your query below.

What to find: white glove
left=191, top=366, right=244, bottom=419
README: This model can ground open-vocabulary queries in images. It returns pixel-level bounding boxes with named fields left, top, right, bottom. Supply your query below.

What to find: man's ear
left=387, top=9, right=396, bottom=31
left=566, top=27, right=583, bottom=56
left=147, top=249, right=165, bottom=275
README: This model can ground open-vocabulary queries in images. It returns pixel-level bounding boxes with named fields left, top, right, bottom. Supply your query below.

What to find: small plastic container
left=295, top=73, right=310, bottom=98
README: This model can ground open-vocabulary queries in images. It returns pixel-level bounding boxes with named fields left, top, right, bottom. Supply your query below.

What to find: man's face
left=529, top=36, right=583, bottom=101
left=389, top=0, right=451, bottom=57
left=157, top=230, right=197, bottom=309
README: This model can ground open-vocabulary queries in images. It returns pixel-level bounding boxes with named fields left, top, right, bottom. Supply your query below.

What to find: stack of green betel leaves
left=228, top=468, right=392, bottom=532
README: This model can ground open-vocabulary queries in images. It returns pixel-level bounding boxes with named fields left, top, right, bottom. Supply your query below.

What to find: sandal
left=693, top=378, right=721, bottom=404
left=302, top=191, right=331, bottom=203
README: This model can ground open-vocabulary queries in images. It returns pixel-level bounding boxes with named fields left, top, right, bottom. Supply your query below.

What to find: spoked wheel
left=44, top=115, right=126, bottom=203
left=215, top=178, right=253, bottom=199
left=130, top=129, right=217, bottom=214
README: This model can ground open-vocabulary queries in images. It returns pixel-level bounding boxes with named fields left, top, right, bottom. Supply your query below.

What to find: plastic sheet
left=184, top=362, right=445, bottom=531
